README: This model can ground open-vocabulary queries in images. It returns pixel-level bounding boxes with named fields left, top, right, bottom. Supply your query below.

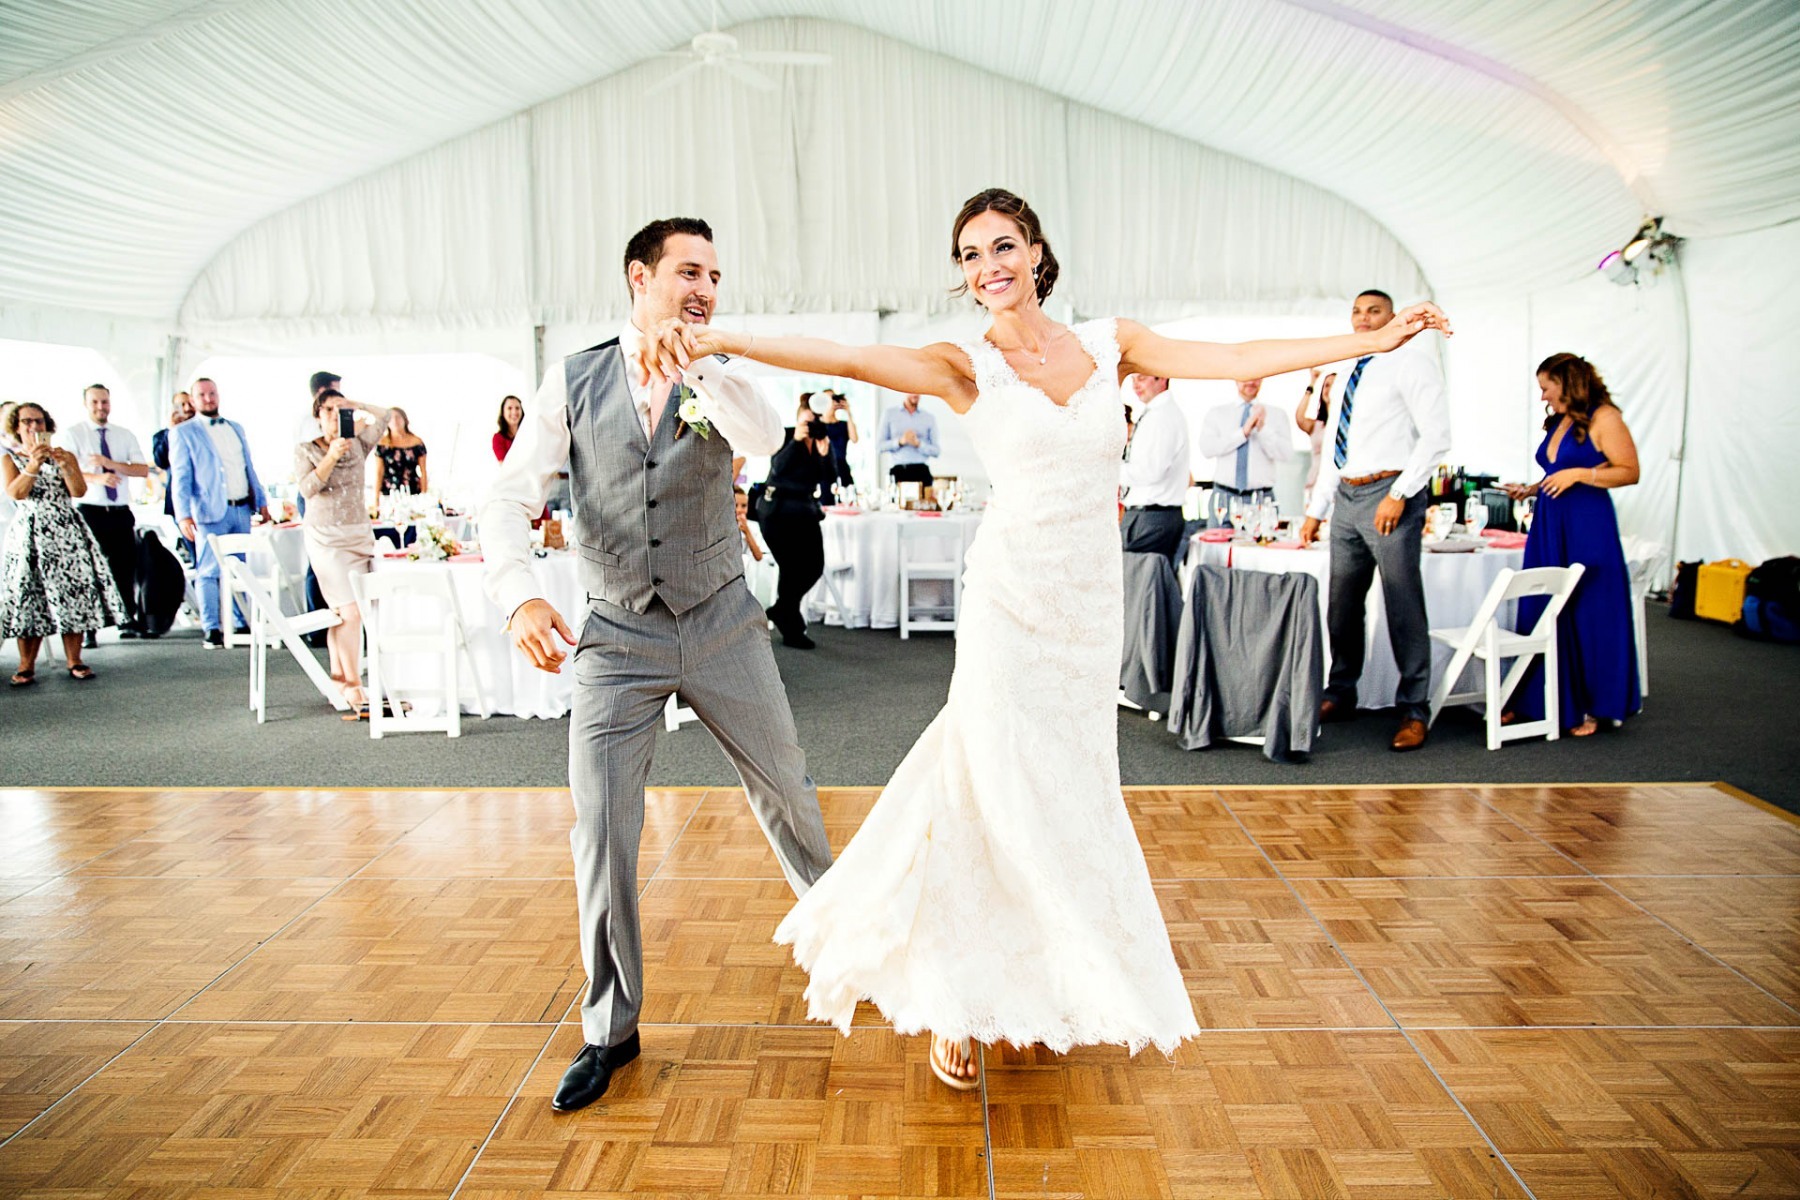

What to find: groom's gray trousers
left=569, top=580, right=832, bottom=1048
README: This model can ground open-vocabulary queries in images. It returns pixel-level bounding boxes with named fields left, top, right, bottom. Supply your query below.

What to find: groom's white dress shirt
left=483, top=321, right=783, bottom=622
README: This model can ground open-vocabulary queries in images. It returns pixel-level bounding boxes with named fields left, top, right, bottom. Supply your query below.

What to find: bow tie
left=209, top=417, right=225, bottom=425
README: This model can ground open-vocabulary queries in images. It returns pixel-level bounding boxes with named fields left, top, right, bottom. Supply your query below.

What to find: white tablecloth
left=370, top=552, right=582, bottom=719
left=802, top=510, right=983, bottom=629
left=1219, top=541, right=1524, bottom=710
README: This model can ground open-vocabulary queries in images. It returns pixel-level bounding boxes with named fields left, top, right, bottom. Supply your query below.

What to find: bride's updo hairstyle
left=950, top=188, right=1061, bottom=304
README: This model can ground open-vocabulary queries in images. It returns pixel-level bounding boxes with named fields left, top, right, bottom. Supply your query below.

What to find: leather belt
left=1340, top=470, right=1400, bottom=487
left=1127, top=503, right=1181, bottom=512
left=1210, top=484, right=1272, bottom=497
left=227, top=496, right=254, bottom=507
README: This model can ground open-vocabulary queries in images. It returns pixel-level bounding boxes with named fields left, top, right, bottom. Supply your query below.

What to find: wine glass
left=1464, top=496, right=1488, bottom=537
left=1515, top=495, right=1535, bottom=533
left=1229, top=496, right=1250, bottom=540
left=1210, top=489, right=1229, bottom=530
left=1259, top=498, right=1278, bottom=543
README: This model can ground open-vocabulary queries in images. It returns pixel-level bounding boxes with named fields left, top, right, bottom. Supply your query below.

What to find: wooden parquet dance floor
left=1, top=783, right=1797, bottom=1199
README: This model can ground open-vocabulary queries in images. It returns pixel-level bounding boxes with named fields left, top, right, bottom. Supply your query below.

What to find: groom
left=482, top=217, right=833, bottom=1111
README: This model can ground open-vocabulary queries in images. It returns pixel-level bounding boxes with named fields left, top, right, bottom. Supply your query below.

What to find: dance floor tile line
left=1459, top=787, right=1800, bottom=1024
left=1209, top=790, right=1541, bottom=1200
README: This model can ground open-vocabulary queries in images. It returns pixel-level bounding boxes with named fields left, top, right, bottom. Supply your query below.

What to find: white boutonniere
left=675, top=385, right=711, bottom=439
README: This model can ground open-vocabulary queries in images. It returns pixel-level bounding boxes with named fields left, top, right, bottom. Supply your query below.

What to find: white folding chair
left=813, top=560, right=855, bottom=627
left=898, top=521, right=962, bottom=639
left=663, top=693, right=700, bottom=731
left=1428, top=564, right=1586, bottom=750
left=208, top=532, right=278, bottom=647
left=351, top=567, right=491, bottom=738
left=216, top=552, right=343, bottom=722
left=1621, top=537, right=1664, bottom=698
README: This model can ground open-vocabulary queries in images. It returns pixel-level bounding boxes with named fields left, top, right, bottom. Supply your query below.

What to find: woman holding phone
left=1, top=402, right=124, bottom=685
left=295, top=387, right=390, bottom=712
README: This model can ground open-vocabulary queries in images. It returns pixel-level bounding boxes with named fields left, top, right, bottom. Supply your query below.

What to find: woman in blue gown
left=1507, top=353, right=1642, bottom=735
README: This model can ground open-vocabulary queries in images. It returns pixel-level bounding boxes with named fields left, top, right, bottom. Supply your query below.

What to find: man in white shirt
left=1196, top=378, right=1293, bottom=526
left=60, top=384, right=150, bottom=637
left=1119, top=374, right=1190, bottom=558
left=1298, top=290, right=1453, bottom=752
left=481, top=217, right=831, bottom=1113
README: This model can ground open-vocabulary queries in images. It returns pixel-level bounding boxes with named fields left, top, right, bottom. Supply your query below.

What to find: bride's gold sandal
left=930, top=1035, right=981, bottom=1092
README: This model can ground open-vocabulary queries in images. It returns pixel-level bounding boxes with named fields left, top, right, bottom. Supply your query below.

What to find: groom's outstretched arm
left=481, top=368, right=575, bottom=672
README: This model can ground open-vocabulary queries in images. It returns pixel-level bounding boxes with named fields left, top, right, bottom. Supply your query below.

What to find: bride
left=638, top=188, right=1451, bottom=1089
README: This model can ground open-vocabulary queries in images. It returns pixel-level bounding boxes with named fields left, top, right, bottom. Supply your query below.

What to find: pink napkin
left=1483, top=530, right=1528, bottom=549
left=381, top=551, right=410, bottom=559
left=1262, top=540, right=1304, bottom=551
left=825, top=506, right=861, bottom=516
left=448, top=553, right=484, bottom=563
left=911, top=511, right=945, bottom=518
left=1198, top=528, right=1234, bottom=543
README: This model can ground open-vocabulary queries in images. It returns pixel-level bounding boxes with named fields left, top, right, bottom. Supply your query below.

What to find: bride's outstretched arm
left=638, top=320, right=978, bottom=411
left=1117, top=304, right=1453, bottom=382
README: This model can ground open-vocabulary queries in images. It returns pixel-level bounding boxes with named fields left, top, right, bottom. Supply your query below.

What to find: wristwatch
left=1387, top=485, right=1406, bottom=502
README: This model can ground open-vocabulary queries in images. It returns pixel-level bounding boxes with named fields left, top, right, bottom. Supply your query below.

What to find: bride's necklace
left=998, top=324, right=1061, bottom=365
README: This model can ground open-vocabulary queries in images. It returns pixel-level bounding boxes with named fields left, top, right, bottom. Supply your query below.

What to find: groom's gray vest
left=565, top=340, right=742, bottom=616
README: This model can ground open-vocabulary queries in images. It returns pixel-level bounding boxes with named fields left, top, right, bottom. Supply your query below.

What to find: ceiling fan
left=648, top=2, right=831, bottom=95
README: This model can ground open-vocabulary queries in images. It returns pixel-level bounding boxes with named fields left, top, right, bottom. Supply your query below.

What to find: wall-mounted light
left=1598, top=217, right=1679, bottom=287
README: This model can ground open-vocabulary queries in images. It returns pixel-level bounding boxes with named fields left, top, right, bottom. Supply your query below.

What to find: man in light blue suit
left=170, top=377, right=272, bottom=647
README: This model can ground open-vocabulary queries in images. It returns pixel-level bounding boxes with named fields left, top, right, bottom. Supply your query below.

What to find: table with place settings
left=1174, top=530, right=1654, bottom=710
left=802, top=508, right=984, bottom=630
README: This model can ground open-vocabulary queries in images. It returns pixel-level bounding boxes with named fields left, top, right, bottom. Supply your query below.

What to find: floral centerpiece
left=408, top=523, right=462, bottom=561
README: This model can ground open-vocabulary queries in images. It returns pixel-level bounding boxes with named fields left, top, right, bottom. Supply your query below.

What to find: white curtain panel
left=1678, top=220, right=1800, bottom=566
left=182, top=117, right=535, bottom=334
left=181, top=18, right=1428, bottom=339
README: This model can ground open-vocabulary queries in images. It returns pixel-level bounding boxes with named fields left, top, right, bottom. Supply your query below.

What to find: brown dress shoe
left=1319, top=698, right=1356, bottom=724
left=1390, top=718, right=1428, bottom=752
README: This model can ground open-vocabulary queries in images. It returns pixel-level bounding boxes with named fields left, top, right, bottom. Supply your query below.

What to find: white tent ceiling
left=2, top=0, right=1797, bottom=330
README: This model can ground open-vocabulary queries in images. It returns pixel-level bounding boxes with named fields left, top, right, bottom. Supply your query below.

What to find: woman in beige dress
left=295, top=387, right=389, bottom=711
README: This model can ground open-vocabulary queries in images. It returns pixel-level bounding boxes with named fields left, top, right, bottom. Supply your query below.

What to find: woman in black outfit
left=758, top=400, right=835, bottom=649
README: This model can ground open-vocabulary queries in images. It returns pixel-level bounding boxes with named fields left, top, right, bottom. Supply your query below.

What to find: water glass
left=1464, top=497, right=1487, bottom=536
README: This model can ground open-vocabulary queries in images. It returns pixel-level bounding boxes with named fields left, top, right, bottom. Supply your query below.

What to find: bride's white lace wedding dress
left=775, top=318, right=1199, bottom=1055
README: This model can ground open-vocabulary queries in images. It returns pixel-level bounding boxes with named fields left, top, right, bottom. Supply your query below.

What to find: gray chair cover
left=1121, top=551, right=1183, bottom=713
left=1167, top=564, right=1323, bottom=761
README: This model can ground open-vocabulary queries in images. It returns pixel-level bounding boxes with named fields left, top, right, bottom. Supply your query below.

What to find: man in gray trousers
left=1298, top=289, right=1453, bottom=752
left=482, top=217, right=833, bottom=1111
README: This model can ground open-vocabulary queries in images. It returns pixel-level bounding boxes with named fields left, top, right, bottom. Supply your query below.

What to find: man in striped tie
left=1298, top=290, right=1454, bottom=752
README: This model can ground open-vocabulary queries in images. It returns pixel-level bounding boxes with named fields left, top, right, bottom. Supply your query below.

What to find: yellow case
left=1694, top=558, right=1754, bottom=623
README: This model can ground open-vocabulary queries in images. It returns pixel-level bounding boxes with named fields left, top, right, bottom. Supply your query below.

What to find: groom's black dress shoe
left=551, top=1031, right=641, bottom=1112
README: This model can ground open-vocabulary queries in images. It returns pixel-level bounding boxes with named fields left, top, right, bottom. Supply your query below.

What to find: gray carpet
left=3, top=604, right=1796, bottom=814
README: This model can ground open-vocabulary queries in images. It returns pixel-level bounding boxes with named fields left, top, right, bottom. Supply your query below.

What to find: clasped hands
left=1371, top=302, right=1454, bottom=351
left=633, top=318, right=733, bottom=393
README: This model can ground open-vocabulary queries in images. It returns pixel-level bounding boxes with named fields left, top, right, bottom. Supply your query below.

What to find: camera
left=337, top=408, right=355, bottom=439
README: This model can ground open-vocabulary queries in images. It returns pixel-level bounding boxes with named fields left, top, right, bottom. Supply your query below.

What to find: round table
left=802, top=509, right=983, bottom=629
left=1182, top=533, right=1654, bottom=710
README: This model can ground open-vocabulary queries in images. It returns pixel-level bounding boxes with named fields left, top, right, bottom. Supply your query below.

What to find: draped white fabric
left=1678, top=220, right=1800, bottom=566
left=4, top=1, right=1797, bottom=333
left=182, top=118, right=535, bottom=335
left=182, top=19, right=1425, bottom=335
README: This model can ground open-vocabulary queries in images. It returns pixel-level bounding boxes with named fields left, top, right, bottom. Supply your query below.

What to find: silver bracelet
left=743, top=333, right=756, bottom=358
